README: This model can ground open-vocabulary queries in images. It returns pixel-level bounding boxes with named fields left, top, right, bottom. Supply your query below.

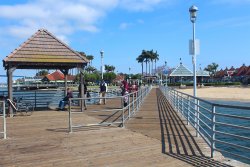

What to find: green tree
left=105, top=65, right=115, bottom=72
left=86, top=55, right=94, bottom=66
left=204, top=62, right=219, bottom=77
left=136, top=55, right=144, bottom=76
left=153, top=51, right=159, bottom=75
left=131, top=74, right=142, bottom=80
left=137, top=50, right=159, bottom=76
left=36, top=70, right=49, bottom=76
left=85, top=66, right=96, bottom=73
left=103, top=72, right=116, bottom=84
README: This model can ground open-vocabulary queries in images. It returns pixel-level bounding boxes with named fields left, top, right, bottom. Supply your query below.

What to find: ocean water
left=198, top=99, right=250, bottom=164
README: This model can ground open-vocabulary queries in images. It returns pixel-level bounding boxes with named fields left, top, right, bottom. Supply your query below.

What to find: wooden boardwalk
left=0, top=88, right=237, bottom=166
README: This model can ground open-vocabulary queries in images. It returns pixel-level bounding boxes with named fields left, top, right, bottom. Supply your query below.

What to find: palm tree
left=136, top=55, right=144, bottom=76
left=154, top=51, right=159, bottom=75
left=143, top=50, right=151, bottom=76
left=86, top=55, right=94, bottom=66
left=149, top=50, right=155, bottom=75
left=105, top=65, right=115, bottom=72
left=85, top=66, right=96, bottom=73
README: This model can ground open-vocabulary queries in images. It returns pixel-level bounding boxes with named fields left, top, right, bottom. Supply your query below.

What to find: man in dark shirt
left=99, top=80, right=107, bottom=104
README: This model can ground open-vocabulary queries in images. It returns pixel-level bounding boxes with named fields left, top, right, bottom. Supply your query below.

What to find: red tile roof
left=245, top=66, right=250, bottom=76
left=46, top=71, right=64, bottom=81
left=235, top=65, right=248, bottom=76
left=45, top=70, right=75, bottom=81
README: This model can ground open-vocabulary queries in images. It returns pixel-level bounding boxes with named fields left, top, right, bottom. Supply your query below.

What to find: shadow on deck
left=127, top=88, right=232, bottom=167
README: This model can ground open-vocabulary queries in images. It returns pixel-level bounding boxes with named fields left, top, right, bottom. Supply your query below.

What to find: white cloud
left=0, top=0, right=118, bottom=43
left=119, top=22, right=132, bottom=29
left=119, top=19, right=144, bottom=30
left=0, top=0, right=167, bottom=43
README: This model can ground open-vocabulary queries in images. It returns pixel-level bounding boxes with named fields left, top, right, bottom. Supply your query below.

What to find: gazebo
left=169, top=62, right=193, bottom=83
left=169, top=62, right=209, bottom=84
left=3, top=29, right=89, bottom=115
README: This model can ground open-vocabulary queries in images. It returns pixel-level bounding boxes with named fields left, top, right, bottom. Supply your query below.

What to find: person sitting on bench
left=58, top=88, right=73, bottom=111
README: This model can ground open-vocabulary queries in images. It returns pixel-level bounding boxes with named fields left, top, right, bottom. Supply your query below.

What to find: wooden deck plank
left=0, top=88, right=237, bottom=166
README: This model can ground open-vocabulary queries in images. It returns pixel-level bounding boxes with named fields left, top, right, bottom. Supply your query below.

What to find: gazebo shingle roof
left=170, top=63, right=193, bottom=76
left=3, top=29, right=88, bottom=69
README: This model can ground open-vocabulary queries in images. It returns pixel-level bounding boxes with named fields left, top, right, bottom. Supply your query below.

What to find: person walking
left=121, top=80, right=129, bottom=96
left=99, top=80, right=107, bottom=104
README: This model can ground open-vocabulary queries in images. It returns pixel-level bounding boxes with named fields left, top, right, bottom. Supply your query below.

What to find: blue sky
left=0, top=0, right=250, bottom=82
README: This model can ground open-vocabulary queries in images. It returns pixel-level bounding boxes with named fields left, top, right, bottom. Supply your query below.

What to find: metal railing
left=0, top=88, right=123, bottom=109
left=0, top=101, right=7, bottom=139
left=160, top=86, right=250, bottom=164
left=68, top=86, right=151, bottom=133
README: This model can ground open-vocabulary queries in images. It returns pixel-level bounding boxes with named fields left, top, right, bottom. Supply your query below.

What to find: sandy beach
left=177, top=86, right=250, bottom=102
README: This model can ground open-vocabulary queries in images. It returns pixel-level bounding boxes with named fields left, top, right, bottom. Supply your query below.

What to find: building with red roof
left=42, top=70, right=75, bottom=83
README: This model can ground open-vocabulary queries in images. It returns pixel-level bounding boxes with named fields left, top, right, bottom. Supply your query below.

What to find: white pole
left=100, top=50, right=104, bottom=80
left=192, top=22, right=197, bottom=97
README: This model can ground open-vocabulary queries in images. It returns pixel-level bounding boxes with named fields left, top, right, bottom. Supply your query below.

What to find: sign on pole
left=189, top=39, right=200, bottom=55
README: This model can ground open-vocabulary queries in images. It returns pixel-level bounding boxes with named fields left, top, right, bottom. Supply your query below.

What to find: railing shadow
left=156, top=88, right=232, bottom=167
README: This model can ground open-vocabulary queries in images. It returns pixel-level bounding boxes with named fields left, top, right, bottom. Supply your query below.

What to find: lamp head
left=189, top=5, right=198, bottom=23
left=100, top=50, right=104, bottom=55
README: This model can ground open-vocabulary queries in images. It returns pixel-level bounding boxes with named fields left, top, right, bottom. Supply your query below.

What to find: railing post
left=136, top=91, right=139, bottom=111
left=194, top=98, right=198, bottom=136
left=122, top=98, right=125, bottom=128
left=69, top=100, right=72, bottom=133
left=128, top=94, right=131, bottom=118
left=3, top=101, right=6, bottom=139
left=34, top=91, right=37, bottom=109
left=121, top=95, right=123, bottom=108
left=177, top=92, right=179, bottom=112
left=181, top=94, right=184, bottom=117
left=211, top=105, right=216, bottom=158
left=197, top=99, right=200, bottom=137
left=174, top=90, right=176, bottom=110
left=187, top=96, right=190, bottom=125
left=132, top=93, right=135, bottom=114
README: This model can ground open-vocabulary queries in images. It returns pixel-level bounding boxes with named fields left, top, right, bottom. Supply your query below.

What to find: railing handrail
left=68, top=86, right=152, bottom=132
left=168, top=87, right=250, bottom=110
left=160, top=86, right=250, bottom=164
left=0, top=100, right=7, bottom=139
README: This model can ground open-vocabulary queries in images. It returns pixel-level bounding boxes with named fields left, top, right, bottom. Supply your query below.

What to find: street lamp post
left=189, top=5, right=198, bottom=97
left=165, top=61, right=168, bottom=86
left=100, top=50, right=104, bottom=80
left=129, top=67, right=131, bottom=79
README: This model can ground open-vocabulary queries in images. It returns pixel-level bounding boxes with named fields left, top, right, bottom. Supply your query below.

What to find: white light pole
left=165, top=61, right=168, bottom=86
left=129, top=67, right=131, bottom=79
left=100, top=50, right=104, bottom=80
left=189, top=5, right=198, bottom=97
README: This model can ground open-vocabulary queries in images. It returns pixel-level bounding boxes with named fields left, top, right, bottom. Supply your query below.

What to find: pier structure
left=1, top=87, right=246, bottom=166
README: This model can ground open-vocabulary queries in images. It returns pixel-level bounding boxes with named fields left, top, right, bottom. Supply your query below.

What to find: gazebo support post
left=61, top=69, right=69, bottom=96
left=7, top=67, right=16, bottom=117
left=80, top=71, right=83, bottom=112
